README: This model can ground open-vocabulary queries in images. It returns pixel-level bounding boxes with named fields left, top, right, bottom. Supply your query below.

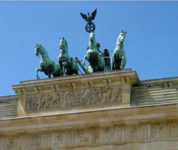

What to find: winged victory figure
left=80, top=9, right=97, bottom=33
left=80, top=8, right=97, bottom=24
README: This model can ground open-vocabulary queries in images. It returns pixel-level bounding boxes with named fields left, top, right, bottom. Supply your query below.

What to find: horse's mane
left=65, top=40, right=68, bottom=50
left=116, top=33, right=125, bottom=50
left=39, top=44, right=45, bottom=50
left=37, top=44, right=49, bottom=57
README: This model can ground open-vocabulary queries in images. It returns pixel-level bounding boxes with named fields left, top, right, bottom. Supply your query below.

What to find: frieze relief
left=25, top=86, right=122, bottom=112
left=5, top=137, right=18, bottom=150
left=27, top=135, right=41, bottom=149
left=1, top=123, right=178, bottom=149
left=100, top=127, right=114, bottom=143
left=51, top=132, right=65, bottom=148
left=127, top=126, right=139, bottom=141
left=75, top=130, right=90, bottom=146
left=151, top=124, right=165, bottom=139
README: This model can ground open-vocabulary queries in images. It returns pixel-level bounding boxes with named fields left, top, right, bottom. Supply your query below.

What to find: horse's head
left=35, top=44, right=41, bottom=56
left=59, top=37, right=68, bottom=50
left=88, top=32, right=97, bottom=50
left=35, top=44, right=48, bottom=58
left=118, top=30, right=127, bottom=44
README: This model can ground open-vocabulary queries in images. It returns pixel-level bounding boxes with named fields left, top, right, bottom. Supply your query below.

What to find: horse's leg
left=87, top=65, right=93, bottom=73
left=82, top=54, right=88, bottom=66
left=121, top=57, right=126, bottom=69
left=36, top=68, right=42, bottom=79
left=111, top=58, right=114, bottom=70
left=111, top=54, right=116, bottom=70
left=75, top=66, right=79, bottom=75
left=100, top=57, right=105, bottom=71
left=113, top=54, right=120, bottom=70
left=59, top=59, right=63, bottom=76
left=74, top=63, right=79, bottom=75
left=72, top=59, right=79, bottom=75
left=62, top=62, right=66, bottom=76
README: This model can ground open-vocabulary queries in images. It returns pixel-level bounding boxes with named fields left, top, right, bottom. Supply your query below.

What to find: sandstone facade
left=0, top=69, right=178, bottom=150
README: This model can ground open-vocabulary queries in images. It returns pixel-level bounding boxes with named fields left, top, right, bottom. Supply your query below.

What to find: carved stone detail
left=152, top=124, right=165, bottom=139
left=127, top=126, right=139, bottom=141
left=52, top=133, right=65, bottom=148
left=2, top=122, right=178, bottom=149
left=25, top=86, right=121, bottom=112
left=27, top=135, right=41, bottom=149
left=5, top=137, right=18, bottom=150
left=75, top=131, right=89, bottom=145
left=100, top=127, right=114, bottom=143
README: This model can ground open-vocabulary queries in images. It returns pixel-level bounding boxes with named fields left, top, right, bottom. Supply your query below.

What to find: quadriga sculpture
left=35, top=44, right=61, bottom=79
left=112, top=30, right=127, bottom=70
left=58, top=37, right=79, bottom=76
left=82, top=32, right=105, bottom=73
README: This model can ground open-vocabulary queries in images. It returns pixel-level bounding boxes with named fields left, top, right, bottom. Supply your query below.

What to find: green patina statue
left=35, top=44, right=62, bottom=79
left=112, top=30, right=127, bottom=70
left=82, top=32, right=105, bottom=73
left=103, top=49, right=111, bottom=71
left=34, top=9, right=128, bottom=79
left=58, top=37, right=79, bottom=76
left=96, top=43, right=111, bottom=71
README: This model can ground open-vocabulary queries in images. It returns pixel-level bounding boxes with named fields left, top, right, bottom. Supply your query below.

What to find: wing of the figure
left=91, top=9, right=97, bottom=20
left=80, top=13, right=88, bottom=21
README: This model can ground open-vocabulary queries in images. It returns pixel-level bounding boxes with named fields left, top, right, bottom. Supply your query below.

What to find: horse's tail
left=112, top=53, right=116, bottom=70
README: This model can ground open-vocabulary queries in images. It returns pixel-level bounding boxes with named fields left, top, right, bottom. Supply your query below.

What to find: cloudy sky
left=0, top=1, right=178, bottom=96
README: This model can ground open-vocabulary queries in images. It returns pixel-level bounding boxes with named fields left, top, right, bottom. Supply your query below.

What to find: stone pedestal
left=12, top=69, right=138, bottom=116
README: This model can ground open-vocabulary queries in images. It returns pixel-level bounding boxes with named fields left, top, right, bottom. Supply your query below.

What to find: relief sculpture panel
left=74, top=130, right=90, bottom=146
left=51, top=132, right=65, bottom=148
left=99, top=127, right=114, bottom=144
left=27, top=135, right=41, bottom=149
left=25, top=86, right=121, bottom=112
left=151, top=124, right=165, bottom=139
left=5, top=137, right=18, bottom=150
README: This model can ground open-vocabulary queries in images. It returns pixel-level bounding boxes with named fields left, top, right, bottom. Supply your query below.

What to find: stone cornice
left=12, top=69, right=139, bottom=95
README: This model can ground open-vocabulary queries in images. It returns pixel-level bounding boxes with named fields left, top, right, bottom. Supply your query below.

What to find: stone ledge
left=0, top=103, right=178, bottom=134
left=12, top=69, right=138, bottom=95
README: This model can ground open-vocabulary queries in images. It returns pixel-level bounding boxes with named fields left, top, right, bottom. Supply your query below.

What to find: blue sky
left=0, top=1, right=178, bottom=96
